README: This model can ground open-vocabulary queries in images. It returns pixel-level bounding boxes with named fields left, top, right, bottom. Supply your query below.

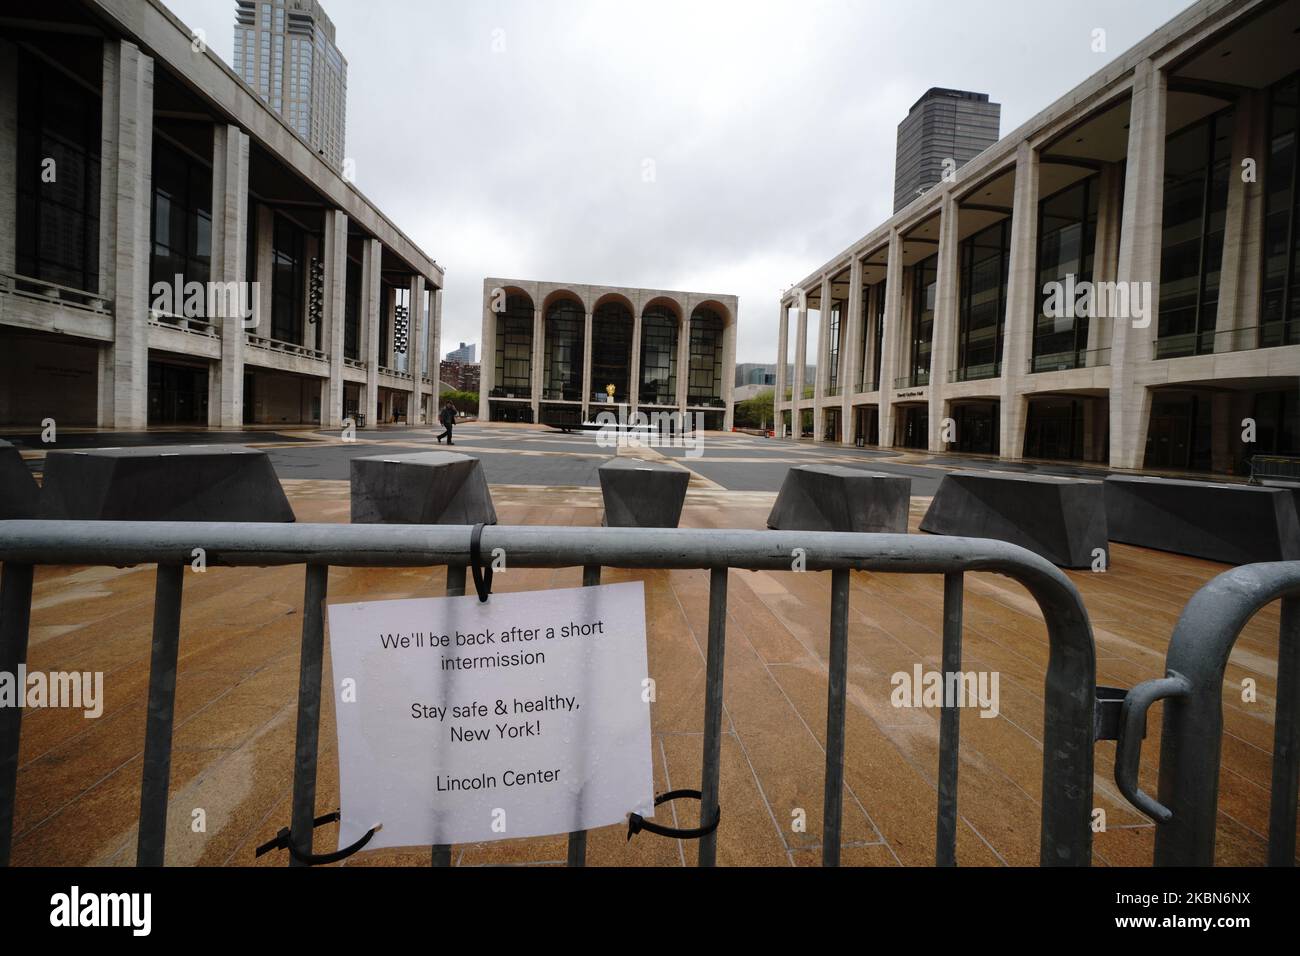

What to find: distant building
left=234, top=0, right=348, bottom=169
left=894, top=88, right=999, bottom=213
left=440, top=360, right=480, bottom=394
left=735, top=362, right=815, bottom=388
left=446, top=341, right=477, bottom=364
left=480, top=279, right=738, bottom=430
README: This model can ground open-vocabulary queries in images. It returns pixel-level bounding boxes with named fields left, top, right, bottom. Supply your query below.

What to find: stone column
left=408, top=274, right=425, bottom=424
left=774, top=299, right=789, bottom=428
left=675, top=302, right=691, bottom=413
left=813, top=275, right=832, bottom=441
left=878, top=229, right=904, bottom=447
left=1088, top=162, right=1124, bottom=353
left=431, top=285, right=443, bottom=394
left=1216, top=89, right=1267, bottom=347
left=530, top=306, right=544, bottom=420
left=320, top=209, right=348, bottom=427
left=841, top=258, right=863, bottom=444
left=1110, top=58, right=1167, bottom=470
left=863, top=283, right=878, bottom=391
left=999, top=142, right=1041, bottom=461
left=362, top=237, right=381, bottom=428
left=721, top=309, right=737, bottom=431
left=929, top=193, right=959, bottom=451
left=0, top=39, right=17, bottom=275
left=210, top=124, right=249, bottom=428
left=98, top=40, right=154, bottom=429
left=581, top=309, right=593, bottom=419
left=791, top=296, right=809, bottom=440
left=254, top=204, right=274, bottom=338
left=479, top=286, right=495, bottom=422
left=628, top=301, right=642, bottom=417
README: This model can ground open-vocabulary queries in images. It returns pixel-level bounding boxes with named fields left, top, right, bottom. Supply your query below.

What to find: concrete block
left=920, top=471, right=1107, bottom=569
left=38, top=445, right=295, bottom=522
left=350, top=451, right=497, bottom=525
left=1104, top=476, right=1300, bottom=565
left=0, top=439, right=40, bottom=520
left=598, top=457, right=689, bottom=528
left=766, top=464, right=910, bottom=533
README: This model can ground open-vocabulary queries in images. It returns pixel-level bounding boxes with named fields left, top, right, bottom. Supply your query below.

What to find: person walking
left=436, top=401, right=457, bottom=445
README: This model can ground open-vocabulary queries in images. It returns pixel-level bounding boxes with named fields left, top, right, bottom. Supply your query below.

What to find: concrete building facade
left=0, top=0, right=442, bottom=431
left=778, top=0, right=1300, bottom=475
left=480, top=279, right=738, bottom=430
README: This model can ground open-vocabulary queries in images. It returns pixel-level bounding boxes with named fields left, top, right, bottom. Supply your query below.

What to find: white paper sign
left=327, top=581, right=654, bottom=850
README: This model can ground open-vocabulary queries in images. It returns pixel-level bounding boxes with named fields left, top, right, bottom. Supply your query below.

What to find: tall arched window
left=591, top=300, right=633, bottom=403
left=639, top=304, right=678, bottom=405
left=544, top=297, right=584, bottom=400
left=493, top=293, right=534, bottom=398
left=687, top=306, right=724, bottom=406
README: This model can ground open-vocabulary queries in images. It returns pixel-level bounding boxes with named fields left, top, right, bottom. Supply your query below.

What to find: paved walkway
left=8, top=478, right=1288, bottom=866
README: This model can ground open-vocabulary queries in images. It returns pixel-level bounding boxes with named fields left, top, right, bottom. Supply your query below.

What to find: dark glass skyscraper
left=894, top=88, right=1000, bottom=212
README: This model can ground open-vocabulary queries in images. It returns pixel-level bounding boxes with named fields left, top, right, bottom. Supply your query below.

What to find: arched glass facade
left=543, top=297, right=584, bottom=401
left=639, top=304, right=678, bottom=405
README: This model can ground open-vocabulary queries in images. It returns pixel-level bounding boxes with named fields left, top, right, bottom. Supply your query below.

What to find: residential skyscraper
left=446, top=341, right=477, bottom=364
left=233, top=0, right=348, bottom=169
left=893, top=88, right=999, bottom=212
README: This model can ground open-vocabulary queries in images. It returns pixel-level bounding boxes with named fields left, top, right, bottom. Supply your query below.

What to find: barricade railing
left=1115, top=561, right=1300, bottom=866
left=0, top=520, right=1099, bottom=867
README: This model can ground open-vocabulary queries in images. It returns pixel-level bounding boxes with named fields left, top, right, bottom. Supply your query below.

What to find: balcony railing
left=854, top=377, right=878, bottom=393
left=149, top=313, right=218, bottom=337
left=782, top=387, right=793, bottom=400
left=893, top=370, right=930, bottom=389
left=0, top=271, right=109, bottom=313
left=490, top=385, right=531, bottom=399
left=1153, top=324, right=1300, bottom=360
left=825, top=385, right=844, bottom=398
left=687, top=396, right=726, bottom=408
left=949, top=361, right=1002, bottom=383
left=1028, top=347, right=1110, bottom=374
left=379, top=365, right=412, bottom=381
left=246, top=334, right=327, bottom=362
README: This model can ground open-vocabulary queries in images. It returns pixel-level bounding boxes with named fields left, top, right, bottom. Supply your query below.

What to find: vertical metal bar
left=936, top=572, right=964, bottom=866
left=821, top=567, right=850, bottom=867
left=1267, top=596, right=1300, bottom=866
left=566, top=563, right=601, bottom=868
left=0, top=563, right=34, bottom=867
left=136, top=563, right=185, bottom=867
left=288, top=564, right=329, bottom=867
left=432, top=561, right=467, bottom=869
left=698, top=567, right=728, bottom=867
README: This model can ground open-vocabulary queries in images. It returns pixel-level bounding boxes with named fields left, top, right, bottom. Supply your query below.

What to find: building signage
left=327, top=582, right=654, bottom=850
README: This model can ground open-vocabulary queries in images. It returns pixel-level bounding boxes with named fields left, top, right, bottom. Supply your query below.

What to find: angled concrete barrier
left=351, top=451, right=497, bottom=525
left=0, top=440, right=40, bottom=520
left=38, top=445, right=295, bottom=522
left=766, top=464, right=910, bottom=534
left=920, top=471, right=1107, bottom=569
left=598, top=457, right=689, bottom=528
left=1104, top=475, right=1300, bottom=565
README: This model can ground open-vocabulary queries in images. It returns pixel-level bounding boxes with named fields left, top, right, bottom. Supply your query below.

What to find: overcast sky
left=165, top=0, right=1194, bottom=365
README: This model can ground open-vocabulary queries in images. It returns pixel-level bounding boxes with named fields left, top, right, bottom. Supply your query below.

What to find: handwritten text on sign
left=327, top=581, right=654, bottom=850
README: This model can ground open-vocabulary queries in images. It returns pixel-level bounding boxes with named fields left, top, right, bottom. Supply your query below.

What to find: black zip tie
left=469, top=522, right=493, bottom=603
left=627, top=789, right=721, bottom=842
left=254, top=810, right=382, bottom=865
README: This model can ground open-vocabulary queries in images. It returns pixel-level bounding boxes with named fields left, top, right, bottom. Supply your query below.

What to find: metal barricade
left=0, top=520, right=1098, bottom=867
left=1115, top=561, right=1300, bottom=866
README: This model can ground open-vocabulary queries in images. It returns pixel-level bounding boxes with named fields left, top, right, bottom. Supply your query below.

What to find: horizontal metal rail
left=1115, top=561, right=1300, bottom=866
left=0, top=520, right=1097, bottom=867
